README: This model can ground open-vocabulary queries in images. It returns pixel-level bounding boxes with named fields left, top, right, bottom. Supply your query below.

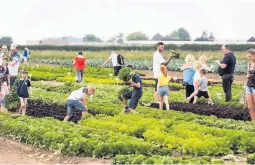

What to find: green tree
left=126, top=31, right=149, bottom=41
left=195, top=31, right=211, bottom=41
left=168, top=28, right=191, bottom=41
left=209, top=33, right=215, bottom=41
left=0, top=36, right=13, bottom=45
left=83, top=34, right=102, bottom=42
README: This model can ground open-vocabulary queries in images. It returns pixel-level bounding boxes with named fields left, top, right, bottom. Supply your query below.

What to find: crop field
left=1, top=53, right=255, bottom=164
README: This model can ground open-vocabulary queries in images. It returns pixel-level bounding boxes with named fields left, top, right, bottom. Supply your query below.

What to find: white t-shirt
left=67, top=87, right=87, bottom=101
left=8, top=53, right=20, bottom=76
left=153, top=51, right=165, bottom=78
left=108, top=53, right=119, bottom=67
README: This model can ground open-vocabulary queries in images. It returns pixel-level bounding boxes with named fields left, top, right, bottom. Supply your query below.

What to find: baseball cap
left=1, top=45, right=7, bottom=49
left=10, top=44, right=17, bottom=50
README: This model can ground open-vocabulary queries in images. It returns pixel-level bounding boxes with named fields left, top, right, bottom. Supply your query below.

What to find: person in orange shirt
left=73, top=52, right=86, bottom=83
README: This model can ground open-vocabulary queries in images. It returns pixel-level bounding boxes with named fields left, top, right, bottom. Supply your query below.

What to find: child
left=17, top=70, right=31, bottom=115
left=193, top=69, right=214, bottom=105
left=121, top=66, right=143, bottom=113
left=186, top=61, right=202, bottom=103
left=157, top=65, right=171, bottom=110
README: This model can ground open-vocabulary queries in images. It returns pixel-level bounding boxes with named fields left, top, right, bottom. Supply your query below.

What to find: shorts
left=114, top=66, right=122, bottom=76
left=122, top=90, right=142, bottom=110
left=66, top=99, right=87, bottom=117
left=154, top=79, right=158, bottom=92
left=197, top=91, right=209, bottom=98
left=245, top=86, right=255, bottom=95
left=159, top=86, right=169, bottom=96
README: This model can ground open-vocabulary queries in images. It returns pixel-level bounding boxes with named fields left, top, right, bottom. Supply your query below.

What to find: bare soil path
left=0, top=136, right=110, bottom=164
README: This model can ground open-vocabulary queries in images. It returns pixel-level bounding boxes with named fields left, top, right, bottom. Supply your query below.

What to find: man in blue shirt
left=23, top=47, right=30, bottom=63
left=8, top=44, right=20, bottom=87
left=121, top=66, right=143, bottom=113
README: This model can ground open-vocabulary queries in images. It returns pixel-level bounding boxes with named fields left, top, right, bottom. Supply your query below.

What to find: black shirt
left=221, top=52, right=236, bottom=74
left=17, top=80, right=31, bottom=98
left=132, top=73, right=143, bottom=92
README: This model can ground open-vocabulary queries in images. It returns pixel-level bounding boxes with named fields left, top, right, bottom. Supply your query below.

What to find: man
left=64, top=85, right=96, bottom=121
left=153, top=42, right=173, bottom=102
left=101, top=51, right=123, bottom=76
left=23, top=47, right=30, bottom=63
left=8, top=44, right=20, bottom=87
left=121, top=66, right=143, bottom=113
left=216, top=45, right=236, bottom=102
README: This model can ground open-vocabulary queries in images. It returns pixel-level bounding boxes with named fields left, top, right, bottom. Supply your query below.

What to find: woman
left=245, top=48, right=255, bottom=120
left=180, top=54, right=195, bottom=103
left=73, top=51, right=86, bottom=83
left=157, top=65, right=171, bottom=110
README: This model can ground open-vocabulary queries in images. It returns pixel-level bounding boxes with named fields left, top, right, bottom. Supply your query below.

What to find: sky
left=0, top=0, right=254, bottom=44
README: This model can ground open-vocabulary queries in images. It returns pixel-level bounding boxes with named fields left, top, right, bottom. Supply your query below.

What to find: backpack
left=117, top=54, right=124, bottom=65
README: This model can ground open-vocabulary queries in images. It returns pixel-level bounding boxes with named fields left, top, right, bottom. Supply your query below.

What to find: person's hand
left=215, top=60, right=220, bottom=65
left=246, top=74, right=253, bottom=78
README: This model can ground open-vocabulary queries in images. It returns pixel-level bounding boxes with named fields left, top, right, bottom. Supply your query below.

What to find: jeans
left=222, top=74, right=234, bottom=102
left=66, top=99, right=87, bottom=117
left=76, top=70, right=84, bottom=83
left=186, top=84, right=194, bottom=103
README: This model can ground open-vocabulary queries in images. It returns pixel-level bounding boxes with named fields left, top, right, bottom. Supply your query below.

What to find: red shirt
left=74, top=56, right=86, bottom=70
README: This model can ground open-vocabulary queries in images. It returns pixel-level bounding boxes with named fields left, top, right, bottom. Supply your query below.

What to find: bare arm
left=8, top=60, right=17, bottom=66
left=216, top=61, right=227, bottom=69
left=72, top=59, right=75, bottom=65
left=81, top=93, right=87, bottom=108
left=161, top=56, right=173, bottom=66
left=101, top=58, right=111, bottom=67
left=180, top=63, right=193, bottom=71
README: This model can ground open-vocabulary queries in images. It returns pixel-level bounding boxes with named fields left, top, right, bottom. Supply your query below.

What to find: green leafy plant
left=118, top=67, right=132, bottom=82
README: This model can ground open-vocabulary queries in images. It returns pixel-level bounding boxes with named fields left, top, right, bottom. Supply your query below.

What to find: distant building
left=26, top=36, right=84, bottom=45
left=247, top=36, right=255, bottom=42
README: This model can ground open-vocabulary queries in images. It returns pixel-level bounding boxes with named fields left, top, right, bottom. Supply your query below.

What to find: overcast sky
left=0, top=0, right=254, bottom=44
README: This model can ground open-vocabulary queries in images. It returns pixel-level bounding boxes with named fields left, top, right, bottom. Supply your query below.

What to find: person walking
left=101, top=51, right=124, bottom=76
left=245, top=48, right=255, bottom=120
left=193, top=69, right=214, bottom=105
left=8, top=44, right=20, bottom=87
left=157, top=65, right=171, bottom=110
left=17, top=70, right=31, bottom=116
left=23, top=47, right=30, bottom=64
left=180, top=54, right=196, bottom=103
left=153, top=42, right=173, bottom=102
left=73, top=51, right=86, bottom=83
left=64, top=85, right=96, bottom=121
left=216, top=45, right=236, bottom=102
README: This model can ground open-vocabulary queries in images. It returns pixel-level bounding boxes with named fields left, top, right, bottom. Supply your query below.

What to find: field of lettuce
left=1, top=62, right=255, bottom=164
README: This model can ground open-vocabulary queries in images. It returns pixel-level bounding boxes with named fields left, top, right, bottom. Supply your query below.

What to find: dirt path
left=0, top=136, right=110, bottom=164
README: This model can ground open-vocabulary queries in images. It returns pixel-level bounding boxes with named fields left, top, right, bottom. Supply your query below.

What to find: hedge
left=3, top=44, right=255, bottom=51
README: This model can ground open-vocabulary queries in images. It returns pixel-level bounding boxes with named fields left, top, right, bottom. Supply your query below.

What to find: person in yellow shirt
left=157, top=65, right=171, bottom=110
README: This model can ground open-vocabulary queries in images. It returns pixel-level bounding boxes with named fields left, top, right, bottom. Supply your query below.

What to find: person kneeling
left=64, top=85, right=96, bottom=121
left=121, top=69, right=143, bottom=113
left=193, top=69, right=214, bottom=105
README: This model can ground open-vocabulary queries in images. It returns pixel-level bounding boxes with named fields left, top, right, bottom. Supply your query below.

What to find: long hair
left=185, top=54, right=195, bottom=64
left=193, top=61, right=202, bottom=70
left=160, top=65, right=168, bottom=77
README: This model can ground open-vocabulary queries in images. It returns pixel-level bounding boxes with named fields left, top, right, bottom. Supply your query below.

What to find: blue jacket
left=183, top=68, right=195, bottom=85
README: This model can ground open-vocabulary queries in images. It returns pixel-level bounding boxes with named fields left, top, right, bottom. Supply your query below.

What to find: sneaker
left=121, top=107, right=129, bottom=113
left=186, top=97, right=190, bottom=103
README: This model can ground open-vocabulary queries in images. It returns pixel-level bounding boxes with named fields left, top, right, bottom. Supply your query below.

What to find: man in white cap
left=8, top=44, right=20, bottom=87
